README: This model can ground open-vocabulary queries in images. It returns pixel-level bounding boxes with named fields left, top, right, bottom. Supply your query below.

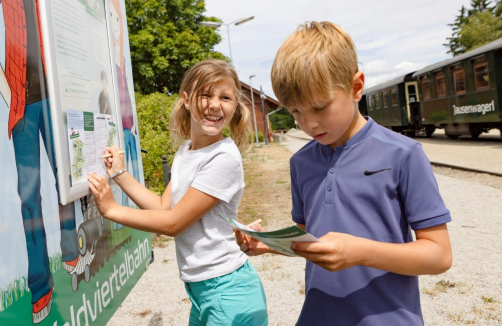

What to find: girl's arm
left=291, top=224, right=452, bottom=275
left=113, top=171, right=172, bottom=210
left=104, top=146, right=171, bottom=210
left=88, top=173, right=217, bottom=236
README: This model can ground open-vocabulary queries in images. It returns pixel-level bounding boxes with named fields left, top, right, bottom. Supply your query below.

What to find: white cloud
left=205, top=0, right=472, bottom=99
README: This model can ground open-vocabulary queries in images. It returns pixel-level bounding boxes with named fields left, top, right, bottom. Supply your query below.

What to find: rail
left=430, top=161, right=502, bottom=178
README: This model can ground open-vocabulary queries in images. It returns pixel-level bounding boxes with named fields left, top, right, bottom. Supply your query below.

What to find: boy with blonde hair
left=236, top=21, right=452, bottom=325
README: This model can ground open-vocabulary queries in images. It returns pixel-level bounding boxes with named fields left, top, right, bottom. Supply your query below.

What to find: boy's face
left=289, top=72, right=364, bottom=148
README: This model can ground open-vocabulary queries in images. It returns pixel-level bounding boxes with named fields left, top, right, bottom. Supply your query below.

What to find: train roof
left=364, top=72, right=414, bottom=95
left=413, top=37, right=502, bottom=77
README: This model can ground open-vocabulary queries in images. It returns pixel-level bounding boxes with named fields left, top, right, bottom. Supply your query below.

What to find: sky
left=205, top=0, right=472, bottom=99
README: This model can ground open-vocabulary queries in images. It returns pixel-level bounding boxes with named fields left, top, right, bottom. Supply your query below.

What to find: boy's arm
left=291, top=224, right=452, bottom=275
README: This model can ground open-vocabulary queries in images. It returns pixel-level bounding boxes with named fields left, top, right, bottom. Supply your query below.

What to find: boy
left=236, top=21, right=452, bottom=325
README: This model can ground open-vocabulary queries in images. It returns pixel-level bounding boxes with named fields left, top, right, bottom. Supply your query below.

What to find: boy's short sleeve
left=290, top=161, right=305, bottom=224
left=398, top=143, right=451, bottom=230
left=191, top=153, right=244, bottom=204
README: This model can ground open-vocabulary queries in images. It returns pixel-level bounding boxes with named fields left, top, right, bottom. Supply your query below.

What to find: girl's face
left=184, top=78, right=237, bottom=139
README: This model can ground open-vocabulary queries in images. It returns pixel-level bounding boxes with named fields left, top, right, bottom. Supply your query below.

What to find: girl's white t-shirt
left=171, top=137, right=248, bottom=282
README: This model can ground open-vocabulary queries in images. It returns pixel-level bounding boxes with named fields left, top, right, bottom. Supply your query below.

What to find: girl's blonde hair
left=170, top=59, right=251, bottom=151
left=272, top=21, right=358, bottom=109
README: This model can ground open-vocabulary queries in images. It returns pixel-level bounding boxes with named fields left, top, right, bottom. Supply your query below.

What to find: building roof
left=413, top=37, right=502, bottom=77
left=364, top=73, right=414, bottom=95
left=240, top=82, right=280, bottom=107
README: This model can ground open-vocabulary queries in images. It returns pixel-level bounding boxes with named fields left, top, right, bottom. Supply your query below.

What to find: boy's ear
left=182, top=92, right=190, bottom=110
left=352, top=72, right=365, bottom=102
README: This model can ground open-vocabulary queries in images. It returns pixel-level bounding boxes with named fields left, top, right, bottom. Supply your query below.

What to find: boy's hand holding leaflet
left=221, top=214, right=319, bottom=257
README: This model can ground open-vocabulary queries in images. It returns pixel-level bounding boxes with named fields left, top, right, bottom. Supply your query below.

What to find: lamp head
left=198, top=21, right=222, bottom=28
left=234, top=16, right=254, bottom=26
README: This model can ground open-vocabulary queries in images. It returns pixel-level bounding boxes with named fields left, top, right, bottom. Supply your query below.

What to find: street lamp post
left=267, top=106, right=285, bottom=138
left=249, top=75, right=259, bottom=145
left=260, top=85, right=269, bottom=146
left=198, top=16, right=254, bottom=66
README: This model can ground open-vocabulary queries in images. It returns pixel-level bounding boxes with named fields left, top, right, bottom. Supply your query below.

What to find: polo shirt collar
left=320, top=116, right=376, bottom=151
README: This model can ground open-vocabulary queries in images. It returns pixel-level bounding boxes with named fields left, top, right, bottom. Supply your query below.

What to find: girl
left=88, top=59, right=268, bottom=326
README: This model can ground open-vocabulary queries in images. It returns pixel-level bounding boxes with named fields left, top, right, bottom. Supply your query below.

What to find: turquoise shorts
left=184, top=260, right=268, bottom=326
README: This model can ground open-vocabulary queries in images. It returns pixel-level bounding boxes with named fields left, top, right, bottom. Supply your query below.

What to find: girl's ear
left=182, top=92, right=190, bottom=111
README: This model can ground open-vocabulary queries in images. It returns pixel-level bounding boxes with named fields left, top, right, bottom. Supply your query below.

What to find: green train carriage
left=413, top=38, right=502, bottom=139
left=362, top=73, right=436, bottom=137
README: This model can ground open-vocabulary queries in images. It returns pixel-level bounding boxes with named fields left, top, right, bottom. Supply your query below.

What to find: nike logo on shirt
left=364, top=168, right=392, bottom=176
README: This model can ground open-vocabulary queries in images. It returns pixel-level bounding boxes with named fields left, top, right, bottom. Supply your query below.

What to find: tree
left=444, top=0, right=502, bottom=55
left=459, top=10, right=502, bottom=52
left=269, top=108, right=296, bottom=131
left=125, top=0, right=227, bottom=94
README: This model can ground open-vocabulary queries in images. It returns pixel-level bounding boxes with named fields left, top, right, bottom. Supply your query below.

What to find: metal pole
left=226, top=24, right=233, bottom=66
left=260, top=85, right=269, bottom=145
left=161, top=155, right=171, bottom=187
left=250, top=76, right=259, bottom=145
left=267, top=107, right=285, bottom=140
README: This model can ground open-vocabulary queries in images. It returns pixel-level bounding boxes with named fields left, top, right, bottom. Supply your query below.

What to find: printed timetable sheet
left=67, top=109, right=119, bottom=185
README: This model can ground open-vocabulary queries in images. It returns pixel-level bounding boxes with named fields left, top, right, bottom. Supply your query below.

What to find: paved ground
left=108, top=137, right=501, bottom=326
left=285, top=128, right=502, bottom=174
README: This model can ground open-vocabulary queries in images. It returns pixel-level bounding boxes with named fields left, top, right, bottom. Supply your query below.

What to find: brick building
left=240, top=82, right=281, bottom=140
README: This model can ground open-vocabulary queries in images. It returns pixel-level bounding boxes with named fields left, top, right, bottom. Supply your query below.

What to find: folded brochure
left=220, top=214, right=319, bottom=257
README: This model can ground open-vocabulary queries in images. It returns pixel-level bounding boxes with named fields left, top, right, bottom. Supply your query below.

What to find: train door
left=405, top=81, right=420, bottom=126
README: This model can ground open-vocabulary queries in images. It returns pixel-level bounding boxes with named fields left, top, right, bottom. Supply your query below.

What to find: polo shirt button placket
left=327, top=185, right=332, bottom=192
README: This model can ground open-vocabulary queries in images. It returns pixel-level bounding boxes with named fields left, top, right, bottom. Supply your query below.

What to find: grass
left=136, top=309, right=152, bottom=317
left=152, top=235, right=173, bottom=248
left=423, top=279, right=456, bottom=296
left=0, top=275, right=29, bottom=312
left=481, top=296, right=495, bottom=303
left=49, top=252, right=63, bottom=273
left=0, top=251, right=65, bottom=312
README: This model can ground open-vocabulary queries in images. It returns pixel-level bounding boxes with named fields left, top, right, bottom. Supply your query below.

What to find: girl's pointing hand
left=88, top=173, right=118, bottom=217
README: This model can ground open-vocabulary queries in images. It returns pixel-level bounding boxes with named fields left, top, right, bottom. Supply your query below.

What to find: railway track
left=430, top=161, right=502, bottom=178
left=284, top=133, right=502, bottom=178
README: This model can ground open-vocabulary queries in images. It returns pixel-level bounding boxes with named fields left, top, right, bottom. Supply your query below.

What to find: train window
left=382, top=91, right=389, bottom=108
left=474, top=63, right=490, bottom=90
left=436, top=74, right=446, bottom=97
left=375, top=93, right=380, bottom=109
left=391, top=89, right=397, bottom=106
left=369, top=95, right=375, bottom=110
left=453, top=69, right=466, bottom=95
left=421, top=79, right=431, bottom=100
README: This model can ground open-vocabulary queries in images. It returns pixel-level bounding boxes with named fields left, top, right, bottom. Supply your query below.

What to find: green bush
left=137, top=92, right=178, bottom=194
left=248, top=131, right=264, bottom=143
left=270, top=108, right=295, bottom=131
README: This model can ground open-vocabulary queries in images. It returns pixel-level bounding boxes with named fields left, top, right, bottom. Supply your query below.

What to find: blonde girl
left=88, top=59, right=268, bottom=325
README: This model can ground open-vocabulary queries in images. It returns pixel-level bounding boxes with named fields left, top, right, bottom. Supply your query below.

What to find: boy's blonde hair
left=271, top=21, right=358, bottom=108
left=170, top=59, right=251, bottom=150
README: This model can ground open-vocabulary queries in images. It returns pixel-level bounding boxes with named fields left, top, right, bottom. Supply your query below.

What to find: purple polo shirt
left=290, top=117, right=451, bottom=326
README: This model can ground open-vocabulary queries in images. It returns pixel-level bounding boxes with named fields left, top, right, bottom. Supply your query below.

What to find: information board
left=0, top=1, right=149, bottom=325
left=39, top=0, right=123, bottom=205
